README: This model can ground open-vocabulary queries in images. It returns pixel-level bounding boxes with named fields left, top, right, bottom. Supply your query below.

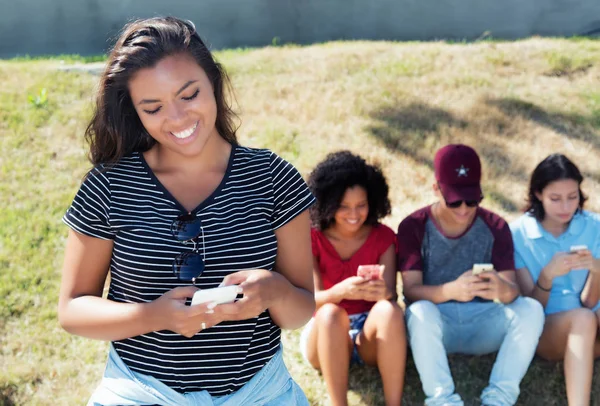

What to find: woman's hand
left=151, top=286, right=215, bottom=338
left=209, top=269, right=287, bottom=323
left=360, top=278, right=390, bottom=302
left=571, top=249, right=597, bottom=272
left=542, top=252, right=579, bottom=279
left=333, top=276, right=370, bottom=301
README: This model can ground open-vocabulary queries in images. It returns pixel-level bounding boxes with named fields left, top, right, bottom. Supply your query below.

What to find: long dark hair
left=86, top=16, right=238, bottom=165
left=525, top=153, right=587, bottom=221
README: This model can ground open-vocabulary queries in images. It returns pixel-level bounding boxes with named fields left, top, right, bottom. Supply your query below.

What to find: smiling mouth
left=171, top=122, right=198, bottom=139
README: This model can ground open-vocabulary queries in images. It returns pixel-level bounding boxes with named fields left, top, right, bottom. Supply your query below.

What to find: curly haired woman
left=300, top=151, right=406, bottom=406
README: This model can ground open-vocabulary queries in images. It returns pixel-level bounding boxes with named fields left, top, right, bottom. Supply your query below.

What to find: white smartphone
left=472, top=263, right=494, bottom=275
left=191, top=285, right=239, bottom=306
left=570, top=245, right=588, bottom=253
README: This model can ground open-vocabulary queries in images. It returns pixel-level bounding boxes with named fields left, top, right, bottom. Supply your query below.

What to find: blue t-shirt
left=510, top=211, right=600, bottom=315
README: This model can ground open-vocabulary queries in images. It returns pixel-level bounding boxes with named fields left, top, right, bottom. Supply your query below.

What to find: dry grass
left=1, top=38, right=600, bottom=405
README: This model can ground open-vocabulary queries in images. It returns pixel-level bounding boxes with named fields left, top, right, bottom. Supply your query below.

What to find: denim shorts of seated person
left=300, top=311, right=369, bottom=366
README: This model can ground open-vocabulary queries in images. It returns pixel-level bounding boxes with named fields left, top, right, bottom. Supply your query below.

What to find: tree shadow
left=366, top=102, right=523, bottom=213
left=366, top=98, right=600, bottom=213
left=485, top=98, right=600, bottom=151
left=367, top=103, right=465, bottom=164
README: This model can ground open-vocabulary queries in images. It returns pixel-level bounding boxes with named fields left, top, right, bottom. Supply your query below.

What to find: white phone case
left=191, top=285, right=239, bottom=306
left=472, top=263, right=494, bottom=275
left=570, top=245, right=588, bottom=253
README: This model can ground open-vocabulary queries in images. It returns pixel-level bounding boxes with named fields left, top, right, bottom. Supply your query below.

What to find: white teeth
left=171, top=122, right=198, bottom=139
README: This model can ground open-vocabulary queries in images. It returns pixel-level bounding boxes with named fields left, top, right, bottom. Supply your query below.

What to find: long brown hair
left=86, top=16, right=238, bottom=165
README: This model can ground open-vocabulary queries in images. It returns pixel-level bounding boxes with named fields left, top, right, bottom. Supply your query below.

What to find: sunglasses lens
left=447, top=199, right=480, bottom=208
left=172, top=214, right=201, bottom=241
left=173, top=253, right=205, bottom=281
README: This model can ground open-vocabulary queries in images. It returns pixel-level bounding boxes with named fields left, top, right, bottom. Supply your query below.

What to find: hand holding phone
left=191, top=285, right=240, bottom=306
left=570, top=245, right=588, bottom=254
left=357, top=264, right=385, bottom=280
left=472, top=263, right=494, bottom=276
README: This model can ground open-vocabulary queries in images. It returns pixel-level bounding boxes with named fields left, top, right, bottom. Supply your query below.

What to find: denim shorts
left=300, top=311, right=369, bottom=366
left=87, top=344, right=308, bottom=406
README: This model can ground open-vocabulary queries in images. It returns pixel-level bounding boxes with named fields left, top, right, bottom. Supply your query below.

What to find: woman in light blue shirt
left=510, top=154, right=600, bottom=406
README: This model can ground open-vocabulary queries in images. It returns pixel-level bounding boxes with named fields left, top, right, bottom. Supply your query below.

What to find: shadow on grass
left=486, top=97, right=600, bottom=185
left=366, top=102, right=522, bottom=212
left=486, top=98, right=600, bottom=150
left=348, top=354, right=600, bottom=405
left=366, top=98, right=600, bottom=213
left=0, top=383, right=18, bottom=406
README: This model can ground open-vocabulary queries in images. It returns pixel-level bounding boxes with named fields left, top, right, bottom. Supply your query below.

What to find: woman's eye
left=182, top=89, right=199, bottom=101
left=144, top=106, right=162, bottom=115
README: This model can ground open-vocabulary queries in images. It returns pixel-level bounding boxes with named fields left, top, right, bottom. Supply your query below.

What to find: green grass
left=2, top=37, right=600, bottom=405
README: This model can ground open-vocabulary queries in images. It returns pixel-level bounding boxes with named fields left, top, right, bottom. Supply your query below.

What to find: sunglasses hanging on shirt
left=171, top=213, right=205, bottom=284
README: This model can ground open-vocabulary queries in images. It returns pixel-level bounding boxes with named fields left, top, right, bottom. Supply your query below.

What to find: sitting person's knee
left=406, top=300, right=437, bottom=319
left=406, top=300, right=442, bottom=334
left=315, top=303, right=349, bottom=327
left=370, top=300, right=406, bottom=328
left=569, top=308, right=598, bottom=333
left=371, top=298, right=403, bottom=316
left=511, top=296, right=545, bottom=330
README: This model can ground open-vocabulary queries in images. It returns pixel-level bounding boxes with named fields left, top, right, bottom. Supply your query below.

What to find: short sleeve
left=62, top=167, right=115, bottom=240
left=589, top=212, right=600, bottom=258
left=509, top=219, right=525, bottom=269
left=269, top=152, right=315, bottom=230
left=514, top=249, right=526, bottom=271
left=397, top=215, right=425, bottom=272
left=491, top=222, right=515, bottom=271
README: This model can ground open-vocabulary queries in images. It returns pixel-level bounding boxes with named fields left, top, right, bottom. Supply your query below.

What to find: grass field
left=2, top=37, right=600, bottom=405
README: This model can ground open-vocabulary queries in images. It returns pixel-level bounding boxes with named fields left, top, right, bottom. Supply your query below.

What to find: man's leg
left=463, top=297, right=544, bottom=406
left=406, top=300, right=463, bottom=406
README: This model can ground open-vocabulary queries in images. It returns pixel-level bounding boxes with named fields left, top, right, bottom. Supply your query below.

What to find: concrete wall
left=1, top=0, right=599, bottom=57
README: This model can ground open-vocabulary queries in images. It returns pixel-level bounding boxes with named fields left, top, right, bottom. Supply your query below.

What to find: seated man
left=398, top=144, right=544, bottom=406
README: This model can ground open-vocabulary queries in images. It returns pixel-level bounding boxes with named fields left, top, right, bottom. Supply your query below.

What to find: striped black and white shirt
left=63, top=145, right=315, bottom=395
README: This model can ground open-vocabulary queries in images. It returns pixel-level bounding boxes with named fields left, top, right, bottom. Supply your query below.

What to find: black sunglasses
left=171, top=213, right=205, bottom=285
left=445, top=198, right=482, bottom=208
left=437, top=183, right=483, bottom=208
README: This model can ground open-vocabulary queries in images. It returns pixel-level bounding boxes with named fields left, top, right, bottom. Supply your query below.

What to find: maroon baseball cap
left=434, top=144, right=482, bottom=203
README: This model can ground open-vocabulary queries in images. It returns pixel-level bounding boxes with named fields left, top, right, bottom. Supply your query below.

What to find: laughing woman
left=510, top=154, right=600, bottom=405
left=58, top=17, right=315, bottom=405
left=301, top=151, right=406, bottom=406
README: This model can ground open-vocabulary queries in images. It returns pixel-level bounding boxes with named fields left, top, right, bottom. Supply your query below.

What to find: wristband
left=536, top=279, right=552, bottom=292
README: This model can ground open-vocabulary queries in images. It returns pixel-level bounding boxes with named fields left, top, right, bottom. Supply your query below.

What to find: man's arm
left=403, top=269, right=486, bottom=304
